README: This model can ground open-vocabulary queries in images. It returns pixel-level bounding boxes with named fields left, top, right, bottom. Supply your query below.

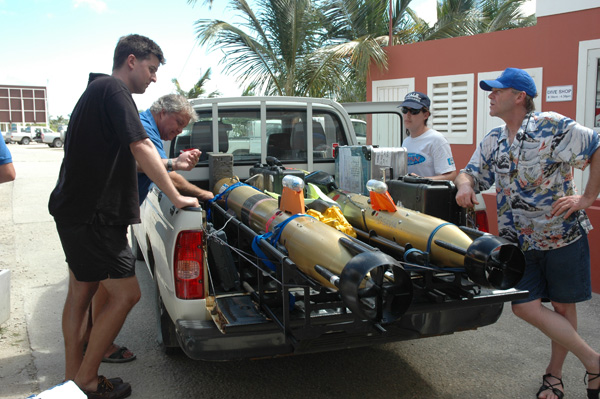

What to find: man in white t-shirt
left=400, top=91, right=457, bottom=181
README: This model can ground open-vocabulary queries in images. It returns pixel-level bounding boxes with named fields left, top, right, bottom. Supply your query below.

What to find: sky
left=0, top=0, right=535, bottom=119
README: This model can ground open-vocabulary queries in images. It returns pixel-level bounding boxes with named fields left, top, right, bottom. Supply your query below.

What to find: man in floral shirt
left=455, top=68, right=600, bottom=399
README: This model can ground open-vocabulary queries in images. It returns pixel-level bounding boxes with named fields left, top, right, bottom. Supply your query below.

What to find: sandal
left=84, top=343, right=137, bottom=363
left=584, top=359, right=600, bottom=399
left=536, top=374, right=564, bottom=399
left=82, top=376, right=131, bottom=399
left=102, top=346, right=137, bottom=364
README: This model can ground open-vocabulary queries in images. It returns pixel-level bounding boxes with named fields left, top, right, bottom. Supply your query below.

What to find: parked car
left=58, top=125, right=68, bottom=136
left=11, top=127, right=33, bottom=145
left=351, top=118, right=367, bottom=145
left=2, top=130, right=11, bottom=144
left=41, top=130, right=64, bottom=148
left=11, top=126, right=57, bottom=145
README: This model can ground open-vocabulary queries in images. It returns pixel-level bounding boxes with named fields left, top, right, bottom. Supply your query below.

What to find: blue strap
left=268, top=214, right=313, bottom=246
left=252, top=232, right=277, bottom=271
left=403, top=248, right=423, bottom=263
left=425, top=223, right=452, bottom=266
left=251, top=214, right=314, bottom=271
left=207, top=182, right=253, bottom=221
left=402, top=222, right=465, bottom=273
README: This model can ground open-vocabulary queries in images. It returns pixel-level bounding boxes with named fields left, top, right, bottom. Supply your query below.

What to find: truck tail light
left=173, top=230, right=205, bottom=299
left=474, top=210, right=489, bottom=233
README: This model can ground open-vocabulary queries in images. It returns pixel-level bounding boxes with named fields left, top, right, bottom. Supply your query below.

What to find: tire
left=52, top=138, right=63, bottom=148
left=131, top=231, right=144, bottom=261
left=155, top=278, right=181, bottom=355
left=21, top=137, right=30, bottom=145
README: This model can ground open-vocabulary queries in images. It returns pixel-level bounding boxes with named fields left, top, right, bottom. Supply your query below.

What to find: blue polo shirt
left=0, top=139, right=13, bottom=166
left=137, top=109, right=167, bottom=204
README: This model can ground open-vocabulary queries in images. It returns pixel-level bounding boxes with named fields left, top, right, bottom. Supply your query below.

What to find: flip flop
left=102, top=346, right=137, bottom=363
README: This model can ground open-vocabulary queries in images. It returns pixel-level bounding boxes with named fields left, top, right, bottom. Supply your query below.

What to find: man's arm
left=130, top=138, right=199, bottom=209
left=454, top=172, right=479, bottom=208
left=169, top=172, right=214, bottom=200
left=552, top=149, right=600, bottom=218
left=137, top=149, right=200, bottom=173
left=0, top=162, right=15, bottom=184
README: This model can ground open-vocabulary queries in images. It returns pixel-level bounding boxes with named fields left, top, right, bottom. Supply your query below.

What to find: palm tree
left=418, top=0, right=535, bottom=41
left=188, top=0, right=535, bottom=100
left=477, top=0, right=536, bottom=32
left=317, top=0, right=418, bottom=101
left=172, top=68, right=220, bottom=99
left=192, top=0, right=347, bottom=97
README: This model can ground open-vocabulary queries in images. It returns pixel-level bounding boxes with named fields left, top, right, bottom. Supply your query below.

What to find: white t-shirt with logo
left=403, top=128, right=456, bottom=177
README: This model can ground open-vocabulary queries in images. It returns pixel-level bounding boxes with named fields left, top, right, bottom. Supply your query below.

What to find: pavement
left=1, top=143, right=600, bottom=399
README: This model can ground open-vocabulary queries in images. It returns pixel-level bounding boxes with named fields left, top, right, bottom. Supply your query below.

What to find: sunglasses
left=401, top=107, right=424, bottom=115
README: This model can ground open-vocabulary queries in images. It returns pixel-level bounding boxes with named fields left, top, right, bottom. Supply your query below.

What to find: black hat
left=399, top=91, right=431, bottom=109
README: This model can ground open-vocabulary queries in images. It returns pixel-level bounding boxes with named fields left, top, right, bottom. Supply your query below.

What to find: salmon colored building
left=367, top=1, right=600, bottom=291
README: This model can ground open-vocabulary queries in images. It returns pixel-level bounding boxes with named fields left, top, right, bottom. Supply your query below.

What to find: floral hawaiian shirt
left=461, top=112, right=599, bottom=251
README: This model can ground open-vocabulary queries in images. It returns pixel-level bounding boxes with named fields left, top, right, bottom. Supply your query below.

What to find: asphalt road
left=1, top=142, right=600, bottom=399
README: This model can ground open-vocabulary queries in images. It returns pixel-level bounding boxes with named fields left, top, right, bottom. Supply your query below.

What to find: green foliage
left=172, top=68, right=221, bottom=99
left=190, top=0, right=536, bottom=101
left=49, top=115, right=69, bottom=132
left=194, top=0, right=351, bottom=98
left=418, top=0, right=536, bottom=41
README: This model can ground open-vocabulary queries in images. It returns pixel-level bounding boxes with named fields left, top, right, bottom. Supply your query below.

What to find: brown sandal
left=82, top=376, right=131, bottom=399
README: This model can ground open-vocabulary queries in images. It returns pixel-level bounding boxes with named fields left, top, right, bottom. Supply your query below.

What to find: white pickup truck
left=132, top=96, right=526, bottom=361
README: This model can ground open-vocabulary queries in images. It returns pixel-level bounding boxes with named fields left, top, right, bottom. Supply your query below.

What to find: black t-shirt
left=49, top=73, right=148, bottom=225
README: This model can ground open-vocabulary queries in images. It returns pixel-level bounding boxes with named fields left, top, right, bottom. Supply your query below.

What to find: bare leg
left=91, top=283, right=136, bottom=360
left=536, top=302, right=577, bottom=399
left=74, top=275, right=141, bottom=391
left=91, top=283, right=109, bottom=321
left=513, top=300, right=600, bottom=394
left=63, top=270, right=99, bottom=381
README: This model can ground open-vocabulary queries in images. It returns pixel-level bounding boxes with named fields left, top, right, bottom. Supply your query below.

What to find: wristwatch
left=166, top=159, right=174, bottom=172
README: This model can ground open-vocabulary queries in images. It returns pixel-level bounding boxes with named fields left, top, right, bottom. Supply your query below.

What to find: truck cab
left=167, top=97, right=356, bottom=190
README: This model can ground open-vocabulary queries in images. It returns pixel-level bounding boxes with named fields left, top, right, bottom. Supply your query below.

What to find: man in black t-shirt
left=48, top=34, right=198, bottom=399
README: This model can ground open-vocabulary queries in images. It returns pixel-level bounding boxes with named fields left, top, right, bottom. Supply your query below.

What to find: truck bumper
left=175, top=299, right=512, bottom=361
left=176, top=319, right=292, bottom=361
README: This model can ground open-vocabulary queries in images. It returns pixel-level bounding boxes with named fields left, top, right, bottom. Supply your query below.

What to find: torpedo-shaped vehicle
left=212, top=176, right=414, bottom=324
left=301, top=173, right=525, bottom=290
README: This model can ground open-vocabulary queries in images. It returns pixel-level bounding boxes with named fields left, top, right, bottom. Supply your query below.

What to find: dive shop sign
left=546, top=85, right=573, bottom=102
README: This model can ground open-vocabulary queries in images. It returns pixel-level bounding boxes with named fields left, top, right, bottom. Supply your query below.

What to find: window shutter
left=427, top=74, right=474, bottom=144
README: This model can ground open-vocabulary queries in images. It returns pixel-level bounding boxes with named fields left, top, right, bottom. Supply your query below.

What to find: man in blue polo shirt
left=0, top=138, right=15, bottom=183
left=138, top=94, right=213, bottom=204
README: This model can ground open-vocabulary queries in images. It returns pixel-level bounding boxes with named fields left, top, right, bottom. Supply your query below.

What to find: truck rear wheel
left=52, top=138, right=63, bottom=148
left=131, top=230, right=144, bottom=261
left=21, top=137, right=30, bottom=145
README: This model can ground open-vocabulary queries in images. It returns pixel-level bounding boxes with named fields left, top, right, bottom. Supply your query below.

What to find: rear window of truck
left=171, top=108, right=349, bottom=165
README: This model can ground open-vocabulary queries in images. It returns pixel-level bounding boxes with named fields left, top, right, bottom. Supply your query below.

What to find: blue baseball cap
left=480, top=68, right=537, bottom=97
left=400, top=91, right=431, bottom=109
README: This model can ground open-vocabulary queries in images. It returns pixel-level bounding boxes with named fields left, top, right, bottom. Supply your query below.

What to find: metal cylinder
left=213, top=177, right=413, bottom=322
left=329, top=189, right=525, bottom=289
left=330, top=190, right=472, bottom=268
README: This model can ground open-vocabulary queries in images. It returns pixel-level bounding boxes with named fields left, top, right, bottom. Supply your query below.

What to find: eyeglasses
left=401, top=107, right=423, bottom=115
